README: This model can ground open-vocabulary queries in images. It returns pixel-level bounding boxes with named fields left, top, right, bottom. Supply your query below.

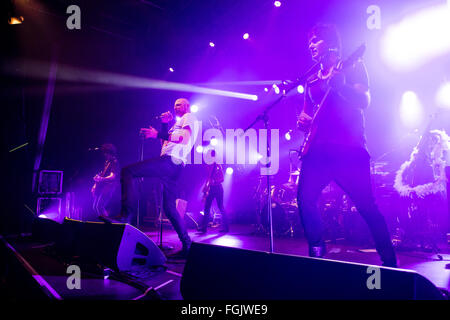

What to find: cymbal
left=283, top=182, right=297, bottom=189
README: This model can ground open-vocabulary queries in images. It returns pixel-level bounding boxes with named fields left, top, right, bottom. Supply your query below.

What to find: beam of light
left=435, top=82, right=450, bottom=109
left=381, top=4, right=450, bottom=71
left=226, top=167, right=234, bottom=175
left=9, top=142, right=29, bottom=153
left=33, top=59, right=57, bottom=192
left=243, top=33, right=249, bottom=40
left=195, top=80, right=285, bottom=86
left=3, top=60, right=259, bottom=101
left=400, top=91, right=423, bottom=128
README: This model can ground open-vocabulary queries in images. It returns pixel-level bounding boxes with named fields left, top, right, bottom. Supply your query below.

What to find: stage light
left=169, top=67, right=174, bottom=72
left=210, top=138, right=218, bottom=146
left=226, top=167, right=234, bottom=175
left=274, top=1, right=281, bottom=7
left=191, top=104, right=199, bottom=113
left=273, top=84, right=280, bottom=94
left=196, top=145, right=204, bottom=153
left=285, top=131, right=291, bottom=141
left=176, top=116, right=181, bottom=122
left=297, top=85, right=304, bottom=94
left=264, top=87, right=269, bottom=92
left=243, top=33, right=249, bottom=40
left=209, top=42, right=215, bottom=48
left=381, top=4, right=450, bottom=71
left=436, top=82, right=450, bottom=109
left=8, top=16, right=24, bottom=25
left=400, top=91, right=423, bottom=128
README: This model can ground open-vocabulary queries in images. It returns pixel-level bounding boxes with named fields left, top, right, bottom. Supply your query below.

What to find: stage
left=1, top=223, right=449, bottom=300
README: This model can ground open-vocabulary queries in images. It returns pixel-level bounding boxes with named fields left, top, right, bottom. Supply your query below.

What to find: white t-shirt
left=160, top=112, right=198, bottom=164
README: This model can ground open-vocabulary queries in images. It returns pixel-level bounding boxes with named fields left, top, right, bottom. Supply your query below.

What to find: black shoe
left=168, top=245, right=190, bottom=260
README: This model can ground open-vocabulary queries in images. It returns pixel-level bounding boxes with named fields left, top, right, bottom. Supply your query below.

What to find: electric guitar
left=91, top=160, right=112, bottom=196
left=202, top=163, right=217, bottom=202
left=298, top=43, right=366, bottom=159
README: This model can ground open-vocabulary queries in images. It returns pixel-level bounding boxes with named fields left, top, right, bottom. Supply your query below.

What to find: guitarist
left=91, top=143, right=120, bottom=219
left=296, top=24, right=397, bottom=267
left=199, top=158, right=229, bottom=234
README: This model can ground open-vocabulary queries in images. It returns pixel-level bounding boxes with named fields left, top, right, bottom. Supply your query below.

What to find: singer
left=119, top=98, right=197, bottom=258
left=296, top=24, right=397, bottom=267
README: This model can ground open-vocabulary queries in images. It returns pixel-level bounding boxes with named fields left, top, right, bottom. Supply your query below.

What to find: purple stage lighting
left=400, top=91, right=423, bottom=128
left=210, top=138, right=218, bottom=146
left=191, top=104, right=199, bottom=113
left=297, top=85, right=305, bottom=94
left=169, top=67, right=174, bottom=72
left=274, top=1, right=281, bottom=8
left=285, top=131, right=292, bottom=141
left=243, top=33, right=249, bottom=40
left=436, top=82, right=450, bottom=109
left=226, top=167, right=234, bottom=175
left=209, top=42, right=215, bottom=47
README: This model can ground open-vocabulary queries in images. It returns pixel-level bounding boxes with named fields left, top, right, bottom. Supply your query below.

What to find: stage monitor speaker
left=34, top=217, right=166, bottom=271
left=181, top=243, right=445, bottom=300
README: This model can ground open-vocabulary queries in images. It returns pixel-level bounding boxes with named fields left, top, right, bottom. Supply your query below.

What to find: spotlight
left=210, top=138, right=218, bottom=146
left=381, top=4, right=450, bottom=71
left=274, top=1, right=281, bottom=7
left=169, top=67, right=174, bottom=72
left=297, top=85, right=305, bottom=94
left=400, top=91, right=423, bottom=128
left=285, top=131, right=292, bottom=141
left=196, top=145, right=204, bottom=153
left=273, top=84, right=280, bottom=95
left=226, top=167, right=234, bottom=175
left=191, top=104, right=199, bottom=113
left=264, top=87, right=269, bottom=92
left=243, top=33, right=250, bottom=40
left=436, top=82, right=450, bottom=109
left=8, top=16, right=24, bottom=25
left=209, top=42, right=215, bottom=48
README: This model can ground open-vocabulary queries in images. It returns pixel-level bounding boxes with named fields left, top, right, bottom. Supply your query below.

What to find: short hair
left=101, top=143, right=117, bottom=156
left=308, top=23, right=342, bottom=56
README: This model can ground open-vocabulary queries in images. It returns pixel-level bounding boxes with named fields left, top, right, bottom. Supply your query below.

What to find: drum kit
left=253, top=159, right=404, bottom=243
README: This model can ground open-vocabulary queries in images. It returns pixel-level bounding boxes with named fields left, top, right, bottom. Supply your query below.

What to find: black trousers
left=297, top=145, right=396, bottom=265
left=121, top=155, right=191, bottom=248
left=93, top=184, right=116, bottom=217
left=201, top=184, right=228, bottom=230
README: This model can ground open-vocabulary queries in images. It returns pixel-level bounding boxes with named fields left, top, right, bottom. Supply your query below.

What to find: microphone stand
left=136, top=136, right=145, bottom=229
left=243, top=62, right=319, bottom=253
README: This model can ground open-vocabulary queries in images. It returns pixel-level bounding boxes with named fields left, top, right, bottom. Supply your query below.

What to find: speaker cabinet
left=181, top=243, right=445, bottom=300
left=33, top=217, right=166, bottom=271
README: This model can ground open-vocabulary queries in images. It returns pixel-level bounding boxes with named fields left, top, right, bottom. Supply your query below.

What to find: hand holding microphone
left=158, top=111, right=173, bottom=123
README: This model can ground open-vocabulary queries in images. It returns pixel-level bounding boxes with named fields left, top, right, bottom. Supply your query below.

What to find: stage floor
left=2, top=223, right=449, bottom=300
left=144, top=224, right=450, bottom=300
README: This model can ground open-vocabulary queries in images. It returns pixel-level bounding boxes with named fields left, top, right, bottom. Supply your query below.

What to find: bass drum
left=261, top=202, right=291, bottom=236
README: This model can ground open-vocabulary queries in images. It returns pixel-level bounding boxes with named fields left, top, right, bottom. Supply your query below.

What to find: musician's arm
left=297, top=82, right=314, bottom=131
left=331, top=61, right=370, bottom=109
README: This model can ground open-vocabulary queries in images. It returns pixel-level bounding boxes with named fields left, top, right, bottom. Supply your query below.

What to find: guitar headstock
left=341, top=43, right=366, bottom=69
